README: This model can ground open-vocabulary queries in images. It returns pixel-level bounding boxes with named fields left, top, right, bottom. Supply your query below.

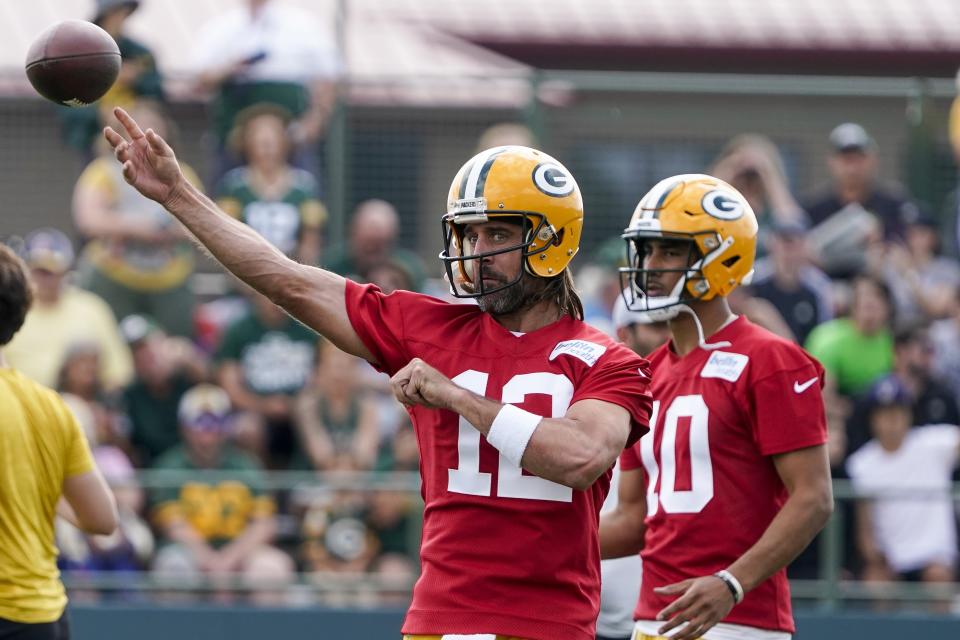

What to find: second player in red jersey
left=601, top=175, right=833, bottom=640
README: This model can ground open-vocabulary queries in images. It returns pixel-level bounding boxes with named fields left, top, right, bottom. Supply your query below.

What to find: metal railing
left=61, top=472, right=960, bottom=612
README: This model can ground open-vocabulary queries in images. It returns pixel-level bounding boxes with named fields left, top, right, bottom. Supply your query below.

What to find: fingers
left=103, top=126, right=125, bottom=149
left=114, top=106, right=145, bottom=140
left=146, top=128, right=173, bottom=156
left=121, top=161, right=137, bottom=186
left=657, top=591, right=694, bottom=622
left=654, top=579, right=692, bottom=596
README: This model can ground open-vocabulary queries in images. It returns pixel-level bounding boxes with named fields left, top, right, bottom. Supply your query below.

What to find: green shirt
left=804, top=318, right=893, bottom=396
left=215, top=313, right=318, bottom=396
left=216, top=167, right=326, bottom=258
left=122, top=373, right=192, bottom=465
left=150, top=444, right=273, bottom=547
left=213, top=81, right=309, bottom=142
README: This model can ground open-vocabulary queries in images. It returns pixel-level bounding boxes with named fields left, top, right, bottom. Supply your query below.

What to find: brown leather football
left=25, top=20, right=121, bottom=107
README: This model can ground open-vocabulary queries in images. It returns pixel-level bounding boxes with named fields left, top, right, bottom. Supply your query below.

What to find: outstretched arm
left=103, top=107, right=373, bottom=362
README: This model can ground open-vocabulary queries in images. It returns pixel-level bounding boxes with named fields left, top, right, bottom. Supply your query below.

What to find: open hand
left=654, top=575, right=737, bottom=640
left=390, top=358, right=459, bottom=410
left=103, top=107, right=185, bottom=206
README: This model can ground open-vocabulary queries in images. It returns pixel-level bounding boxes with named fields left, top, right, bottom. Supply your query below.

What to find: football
left=25, top=20, right=121, bottom=107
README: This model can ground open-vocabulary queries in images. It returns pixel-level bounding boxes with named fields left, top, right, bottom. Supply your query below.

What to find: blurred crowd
left=6, top=0, right=960, bottom=609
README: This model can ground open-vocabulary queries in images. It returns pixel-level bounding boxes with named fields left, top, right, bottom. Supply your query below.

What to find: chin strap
left=676, top=304, right=736, bottom=351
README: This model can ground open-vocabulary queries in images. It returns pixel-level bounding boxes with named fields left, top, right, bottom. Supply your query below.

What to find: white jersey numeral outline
left=640, top=394, right=714, bottom=515
left=447, top=369, right=574, bottom=502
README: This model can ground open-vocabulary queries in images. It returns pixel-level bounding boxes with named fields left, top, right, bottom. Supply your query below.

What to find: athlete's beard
left=475, top=265, right=545, bottom=316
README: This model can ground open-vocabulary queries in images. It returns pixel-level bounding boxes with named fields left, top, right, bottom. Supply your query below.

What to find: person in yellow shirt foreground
left=0, top=243, right=118, bottom=639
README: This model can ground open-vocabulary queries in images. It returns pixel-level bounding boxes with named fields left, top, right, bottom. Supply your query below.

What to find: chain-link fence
left=2, top=71, right=956, bottom=279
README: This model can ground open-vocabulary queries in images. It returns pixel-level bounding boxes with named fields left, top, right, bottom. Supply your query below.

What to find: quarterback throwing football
left=600, top=175, right=833, bottom=640
left=105, top=108, right=652, bottom=640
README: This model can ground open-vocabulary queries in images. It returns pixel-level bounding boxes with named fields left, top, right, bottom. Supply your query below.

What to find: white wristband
left=713, top=569, right=745, bottom=604
left=486, top=404, right=542, bottom=467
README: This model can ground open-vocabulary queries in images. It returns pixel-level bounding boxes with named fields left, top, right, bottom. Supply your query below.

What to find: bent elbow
left=564, top=448, right=614, bottom=491
left=87, top=507, right=119, bottom=537
left=819, top=493, right=835, bottom=525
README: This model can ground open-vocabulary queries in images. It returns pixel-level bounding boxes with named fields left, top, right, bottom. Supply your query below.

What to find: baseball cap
left=23, top=228, right=74, bottom=273
left=770, top=217, right=810, bottom=237
left=93, top=0, right=140, bottom=23
left=829, top=123, right=875, bottom=153
left=900, top=205, right=937, bottom=229
left=865, top=375, right=913, bottom=411
left=119, top=314, right=162, bottom=345
left=178, top=384, right=232, bottom=431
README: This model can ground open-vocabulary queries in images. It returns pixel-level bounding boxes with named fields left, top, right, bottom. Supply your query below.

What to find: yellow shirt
left=4, top=286, right=133, bottom=390
left=0, top=368, right=94, bottom=623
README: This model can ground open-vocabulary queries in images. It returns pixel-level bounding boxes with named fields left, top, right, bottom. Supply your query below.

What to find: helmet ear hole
left=722, top=255, right=740, bottom=268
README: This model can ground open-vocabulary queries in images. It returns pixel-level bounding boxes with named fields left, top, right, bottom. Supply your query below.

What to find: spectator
left=299, top=472, right=379, bottom=578
left=4, top=228, right=132, bottom=391
left=929, top=284, right=960, bottom=398
left=56, top=342, right=124, bottom=451
left=191, top=0, right=341, bottom=182
left=367, top=259, right=415, bottom=295
left=846, top=376, right=958, bottom=601
left=710, top=133, right=807, bottom=257
left=846, top=324, right=960, bottom=456
left=72, top=101, right=202, bottom=337
left=374, top=414, right=419, bottom=473
left=749, top=219, right=834, bottom=345
left=292, top=340, right=381, bottom=471
left=215, top=288, right=318, bottom=468
left=803, top=123, right=920, bottom=277
left=151, top=384, right=292, bottom=596
left=60, top=0, right=165, bottom=159
left=120, top=314, right=208, bottom=466
left=323, top=199, right=426, bottom=291
left=805, top=275, right=894, bottom=398
left=57, top=447, right=155, bottom=592
left=875, top=210, right=960, bottom=327
left=216, top=105, right=326, bottom=264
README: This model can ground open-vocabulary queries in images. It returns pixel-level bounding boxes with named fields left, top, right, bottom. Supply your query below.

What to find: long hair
left=531, top=269, right=583, bottom=320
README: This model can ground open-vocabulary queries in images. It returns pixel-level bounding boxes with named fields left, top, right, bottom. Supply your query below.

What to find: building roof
left=4, top=0, right=960, bottom=104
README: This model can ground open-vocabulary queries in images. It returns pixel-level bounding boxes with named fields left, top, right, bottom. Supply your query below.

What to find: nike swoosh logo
left=793, top=377, right=818, bottom=393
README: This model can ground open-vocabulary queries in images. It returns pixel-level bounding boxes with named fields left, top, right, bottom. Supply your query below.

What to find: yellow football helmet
left=620, top=174, right=758, bottom=320
left=440, top=145, right=583, bottom=298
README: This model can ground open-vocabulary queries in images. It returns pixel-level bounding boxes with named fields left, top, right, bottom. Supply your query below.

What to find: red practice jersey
left=346, top=281, right=652, bottom=640
left=620, top=316, right=826, bottom=634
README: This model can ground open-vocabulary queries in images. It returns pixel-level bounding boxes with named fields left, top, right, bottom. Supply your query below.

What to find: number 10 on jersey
left=641, top=396, right=714, bottom=515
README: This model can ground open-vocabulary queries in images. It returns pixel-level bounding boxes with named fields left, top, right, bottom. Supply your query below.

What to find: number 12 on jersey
left=447, top=369, right=574, bottom=503
left=641, top=395, right=714, bottom=515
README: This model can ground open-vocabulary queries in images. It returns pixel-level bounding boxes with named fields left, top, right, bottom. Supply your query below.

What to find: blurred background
left=4, top=0, right=960, bottom=638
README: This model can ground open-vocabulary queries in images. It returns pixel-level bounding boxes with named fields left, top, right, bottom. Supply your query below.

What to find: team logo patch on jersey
left=700, top=350, right=749, bottom=382
left=549, top=340, right=607, bottom=366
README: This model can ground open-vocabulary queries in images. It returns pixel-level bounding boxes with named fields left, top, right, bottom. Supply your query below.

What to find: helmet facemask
left=440, top=210, right=556, bottom=301
left=619, top=232, right=718, bottom=322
